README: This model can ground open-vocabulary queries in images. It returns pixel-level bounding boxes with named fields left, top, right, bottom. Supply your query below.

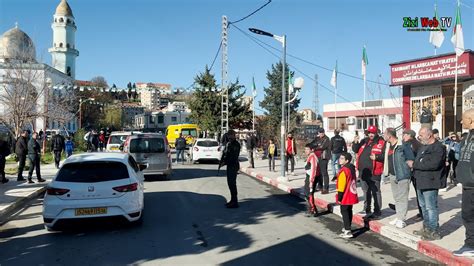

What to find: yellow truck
left=166, top=124, right=200, bottom=148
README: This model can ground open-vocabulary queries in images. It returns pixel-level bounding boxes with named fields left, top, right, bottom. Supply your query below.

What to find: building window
left=149, top=116, right=154, bottom=124
left=66, top=18, right=70, bottom=24
left=54, top=18, right=57, bottom=23
left=171, top=117, right=177, bottom=122
left=66, top=66, right=71, bottom=76
left=411, top=95, right=441, bottom=123
left=66, top=43, right=70, bottom=48
left=59, top=18, right=64, bottom=23
left=157, top=115, right=164, bottom=124
left=59, top=43, right=63, bottom=48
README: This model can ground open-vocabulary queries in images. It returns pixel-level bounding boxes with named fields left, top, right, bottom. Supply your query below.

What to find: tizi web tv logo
left=403, top=17, right=451, bottom=31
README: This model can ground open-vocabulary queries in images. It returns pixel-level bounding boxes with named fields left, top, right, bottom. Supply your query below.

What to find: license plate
left=111, top=147, right=118, bottom=151
left=75, top=207, right=107, bottom=216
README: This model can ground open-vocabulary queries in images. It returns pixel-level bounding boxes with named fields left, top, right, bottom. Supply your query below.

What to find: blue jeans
left=417, top=189, right=439, bottom=231
left=331, top=153, right=341, bottom=177
left=176, top=149, right=185, bottom=163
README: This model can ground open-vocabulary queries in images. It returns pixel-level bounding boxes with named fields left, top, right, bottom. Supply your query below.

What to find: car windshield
left=109, top=135, right=128, bottom=145
left=196, top=140, right=219, bottom=147
left=181, top=129, right=197, bottom=137
left=56, top=161, right=129, bottom=183
left=130, top=138, right=165, bottom=153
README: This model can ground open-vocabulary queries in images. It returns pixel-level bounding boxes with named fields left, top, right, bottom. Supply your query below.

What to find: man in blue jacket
left=382, top=128, right=414, bottom=229
left=454, top=109, right=474, bottom=257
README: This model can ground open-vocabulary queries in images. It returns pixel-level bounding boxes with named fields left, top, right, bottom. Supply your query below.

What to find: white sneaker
left=453, top=246, right=474, bottom=257
left=389, top=218, right=399, bottom=225
left=395, top=220, right=407, bottom=229
left=440, top=187, right=448, bottom=192
left=339, top=229, right=353, bottom=239
left=291, top=172, right=296, bottom=176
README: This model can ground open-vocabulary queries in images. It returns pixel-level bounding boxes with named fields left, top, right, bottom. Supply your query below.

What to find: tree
left=189, top=66, right=221, bottom=135
left=260, top=61, right=302, bottom=140
left=99, top=106, right=122, bottom=130
left=228, top=79, right=252, bottom=129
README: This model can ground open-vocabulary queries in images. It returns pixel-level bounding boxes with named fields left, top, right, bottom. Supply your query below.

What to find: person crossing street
left=50, top=132, right=65, bottom=169
left=27, top=132, right=46, bottom=184
left=15, top=130, right=28, bottom=181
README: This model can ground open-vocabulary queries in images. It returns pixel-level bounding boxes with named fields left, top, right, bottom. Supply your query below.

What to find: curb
left=240, top=167, right=474, bottom=266
left=0, top=186, right=46, bottom=225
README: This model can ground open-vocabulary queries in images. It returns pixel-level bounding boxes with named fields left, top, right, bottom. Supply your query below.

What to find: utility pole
left=221, top=16, right=229, bottom=136
left=313, top=74, right=319, bottom=121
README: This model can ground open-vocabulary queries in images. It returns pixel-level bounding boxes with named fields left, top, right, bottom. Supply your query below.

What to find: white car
left=192, top=139, right=222, bottom=163
left=105, top=131, right=141, bottom=152
left=42, top=153, right=145, bottom=231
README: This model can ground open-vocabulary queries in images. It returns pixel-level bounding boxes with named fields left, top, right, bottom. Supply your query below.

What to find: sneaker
left=339, top=229, right=353, bottom=239
left=395, top=220, right=407, bottom=229
left=413, top=227, right=427, bottom=236
left=453, top=246, right=474, bottom=257
left=389, top=218, right=399, bottom=225
left=321, top=189, right=329, bottom=195
left=440, top=187, right=448, bottom=192
left=388, top=203, right=396, bottom=211
left=422, top=230, right=441, bottom=241
left=360, top=210, right=372, bottom=216
left=27, top=179, right=35, bottom=184
left=37, top=178, right=46, bottom=183
left=17, top=177, right=26, bottom=182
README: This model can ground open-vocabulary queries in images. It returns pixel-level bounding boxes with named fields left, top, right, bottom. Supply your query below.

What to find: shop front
left=390, top=50, right=474, bottom=137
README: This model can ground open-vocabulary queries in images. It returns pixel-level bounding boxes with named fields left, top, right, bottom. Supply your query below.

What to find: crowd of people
left=247, top=110, right=473, bottom=257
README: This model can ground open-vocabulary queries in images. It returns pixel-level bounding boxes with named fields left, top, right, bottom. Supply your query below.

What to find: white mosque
left=0, top=0, right=79, bottom=134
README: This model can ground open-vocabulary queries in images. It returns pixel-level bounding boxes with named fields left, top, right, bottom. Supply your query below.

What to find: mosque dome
left=55, top=0, right=74, bottom=18
left=0, top=25, right=36, bottom=62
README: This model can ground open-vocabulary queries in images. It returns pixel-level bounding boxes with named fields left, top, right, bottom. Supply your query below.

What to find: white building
left=0, top=0, right=79, bottom=134
left=298, top=108, right=316, bottom=122
left=322, top=98, right=403, bottom=139
left=136, top=82, right=172, bottom=109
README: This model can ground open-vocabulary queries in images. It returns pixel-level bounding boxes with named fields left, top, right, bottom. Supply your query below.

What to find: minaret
left=48, top=0, right=79, bottom=78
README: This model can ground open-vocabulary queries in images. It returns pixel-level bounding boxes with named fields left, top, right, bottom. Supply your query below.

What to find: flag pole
left=253, top=96, right=255, bottom=133
left=335, top=61, right=338, bottom=131
left=363, top=71, right=367, bottom=127
left=287, top=71, right=291, bottom=133
left=434, top=46, right=437, bottom=55
left=454, top=55, right=459, bottom=132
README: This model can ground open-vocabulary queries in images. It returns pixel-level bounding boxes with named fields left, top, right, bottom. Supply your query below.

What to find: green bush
left=74, top=129, right=88, bottom=152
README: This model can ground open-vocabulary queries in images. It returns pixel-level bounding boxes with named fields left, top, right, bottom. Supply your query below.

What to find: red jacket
left=356, top=137, right=385, bottom=176
left=335, top=164, right=359, bottom=205
left=306, top=153, right=320, bottom=184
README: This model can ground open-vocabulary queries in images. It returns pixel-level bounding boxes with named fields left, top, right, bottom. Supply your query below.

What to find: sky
left=0, top=0, right=473, bottom=115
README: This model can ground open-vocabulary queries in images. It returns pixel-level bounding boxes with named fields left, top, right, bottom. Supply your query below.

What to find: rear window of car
left=196, top=140, right=219, bottom=147
left=130, top=138, right=165, bottom=153
left=56, top=161, right=129, bottom=183
left=109, top=135, right=128, bottom=145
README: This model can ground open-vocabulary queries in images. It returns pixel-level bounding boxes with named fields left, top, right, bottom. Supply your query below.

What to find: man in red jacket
left=353, top=125, right=385, bottom=218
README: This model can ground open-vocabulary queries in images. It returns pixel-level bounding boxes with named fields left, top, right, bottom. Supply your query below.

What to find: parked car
left=106, top=131, right=141, bottom=152
left=191, top=138, right=222, bottom=163
left=122, top=133, right=172, bottom=176
left=42, top=153, right=145, bottom=231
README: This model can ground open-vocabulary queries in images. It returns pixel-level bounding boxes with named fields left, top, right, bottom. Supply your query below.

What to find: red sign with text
left=390, top=51, right=474, bottom=86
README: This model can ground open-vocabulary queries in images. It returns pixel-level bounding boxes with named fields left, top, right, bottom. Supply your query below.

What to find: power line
left=228, top=0, right=272, bottom=25
left=230, top=23, right=381, bottom=116
left=231, top=24, right=391, bottom=86
left=209, top=40, right=223, bottom=71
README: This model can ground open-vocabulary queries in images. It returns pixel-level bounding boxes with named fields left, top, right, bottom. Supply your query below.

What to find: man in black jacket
left=175, top=133, right=187, bottom=164
left=401, top=129, right=423, bottom=219
left=223, top=130, right=241, bottom=208
left=246, top=133, right=257, bottom=168
left=15, top=130, right=28, bottom=181
left=413, top=127, right=446, bottom=241
left=27, top=132, right=46, bottom=184
left=454, top=109, right=474, bottom=257
left=50, top=132, right=65, bottom=169
left=331, top=129, right=347, bottom=180
left=0, top=137, right=10, bottom=184
left=315, top=128, right=331, bottom=194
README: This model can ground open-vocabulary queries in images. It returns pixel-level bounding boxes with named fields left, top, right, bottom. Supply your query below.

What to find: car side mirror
left=138, top=164, right=148, bottom=171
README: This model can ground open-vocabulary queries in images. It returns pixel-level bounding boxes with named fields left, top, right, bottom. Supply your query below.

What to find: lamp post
left=78, top=98, right=95, bottom=129
left=249, top=27, right=287, bottom=179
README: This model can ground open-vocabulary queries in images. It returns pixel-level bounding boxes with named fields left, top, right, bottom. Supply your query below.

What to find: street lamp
left=78, top=97, right=95, bottom=129
left=249, top=27, right=287, bottom=180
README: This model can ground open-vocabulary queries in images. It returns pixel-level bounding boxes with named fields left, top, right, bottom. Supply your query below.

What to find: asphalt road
left=0, top=162, right=440, bottom=265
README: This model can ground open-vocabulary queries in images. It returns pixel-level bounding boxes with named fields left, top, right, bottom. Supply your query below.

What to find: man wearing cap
left=353, top=125, right=385, bottom=218
left=314, top=128, right=331, bottom=194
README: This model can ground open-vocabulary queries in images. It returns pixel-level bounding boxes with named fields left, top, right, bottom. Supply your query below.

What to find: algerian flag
left=252, top=77, right=257, bottom=97
left=429, top=4, right=444, bottom=48
left=330, top=61, right=337, bottom=88
left=288, top=70, right=294, bottom=94
left=361, top=46, right=368, bottom=77
left=451, top=2, right=464, bottom=57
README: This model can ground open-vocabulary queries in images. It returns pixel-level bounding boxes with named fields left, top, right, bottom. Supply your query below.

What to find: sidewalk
left=240, top=156, right=474, bottom=266
left=0, top=163, right=58, bottom=224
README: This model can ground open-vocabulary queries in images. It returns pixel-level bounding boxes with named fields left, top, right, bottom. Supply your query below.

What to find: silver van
left=122, top=133, right=172, bottom=176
